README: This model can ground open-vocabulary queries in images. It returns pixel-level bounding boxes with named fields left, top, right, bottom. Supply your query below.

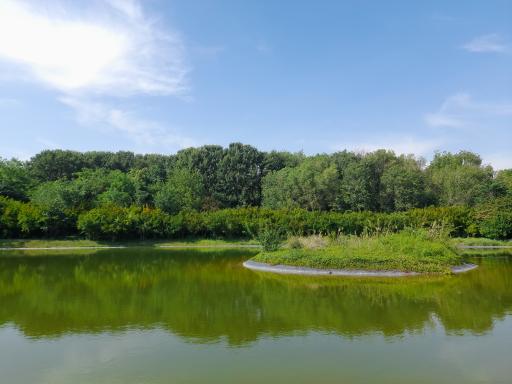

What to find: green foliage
left=0, top=146, right=509, bottom=240
left=380, top=156, right=428, bottom=211
left=479, top=213, right=512, bottom=240
left=154, top=168, right=204, bottom=214
left=77, top=206, right=172, bottom=240
left=0, top=196, right=22, bottom=237
left=426, top=151, right=498, bottom=206
left=29, top=150, right=87, bottom=181
left=29, top=181, right=77, bottom=236
left=262, top=156, right=339, bottom=210
left=216, top=143, right=263, bottom=207
left=175, top=145, right=224, bottom=205
left=475, top=196, right=512, bottom=240
left=496, top=169, right=512, bottom=196
left=257, top=226, right=284, bottom=251
left=253, top=229, right=461, bottom=274
left=97, top=171, right=136, bottom=207
left=0, top=158, right=33, bottom=200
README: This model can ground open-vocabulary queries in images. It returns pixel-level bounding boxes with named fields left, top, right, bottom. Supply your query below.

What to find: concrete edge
left=243, top=260, right=478, bottom=277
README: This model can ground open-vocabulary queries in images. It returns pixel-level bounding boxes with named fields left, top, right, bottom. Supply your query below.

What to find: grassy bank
left=252, top=230, right=462, bottom=274
left=451, top=237, right=512, bottom=247
left=0, top=238, right=257, bottom=249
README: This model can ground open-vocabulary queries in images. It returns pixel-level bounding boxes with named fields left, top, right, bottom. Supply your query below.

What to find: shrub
left=479, top=213, right=512, bottom=240
left=286, top=235, right=328, bottom=249
left=257, top=226, right=284, bottom=251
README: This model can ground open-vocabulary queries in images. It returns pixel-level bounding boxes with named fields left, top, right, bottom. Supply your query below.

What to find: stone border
left=243, top=260, right=478, bottom=277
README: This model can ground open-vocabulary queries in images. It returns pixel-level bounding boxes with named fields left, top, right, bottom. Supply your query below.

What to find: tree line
left=1, top=144, right=511, bottom=239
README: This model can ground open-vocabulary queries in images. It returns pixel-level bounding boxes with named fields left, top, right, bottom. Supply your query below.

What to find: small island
left=246, top=230, right=478, bottom=276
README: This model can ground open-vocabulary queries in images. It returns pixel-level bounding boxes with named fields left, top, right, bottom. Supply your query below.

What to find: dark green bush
left=479, top=213, right=512, bottom=240
left=257, top=226, right=284, bottom=251
left=0, top=201, right=491, bottom=241
left=475, top=196, right=512, bottom=240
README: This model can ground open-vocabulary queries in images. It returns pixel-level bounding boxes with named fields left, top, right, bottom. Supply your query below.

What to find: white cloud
left=106, top=0, right=143, bottom=20
left=425, top=92, right=512, bottom=128
left=60, top=97, right=197, bottom=149
left=0, top=0, right=188, bottom=96
left=0, top=0, right=196, bottom=152
left=333, top=136, right=443, bottom=157
left=462, top=34, right=509, bottom=53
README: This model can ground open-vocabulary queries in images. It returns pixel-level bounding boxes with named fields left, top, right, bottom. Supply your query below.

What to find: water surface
left=0, top=248, right=511, bottom=383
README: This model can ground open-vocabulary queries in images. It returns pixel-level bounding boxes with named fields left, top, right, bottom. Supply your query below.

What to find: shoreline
left=0, top=244, right=260, bottom=251
left=243, top=260, right=478, bottom=277
left=458, top=245, right=512, bottom=249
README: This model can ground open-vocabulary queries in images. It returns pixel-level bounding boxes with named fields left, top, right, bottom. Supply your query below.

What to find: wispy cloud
left=0, top=0, right=188, bottom=95
left=0, top=0, right=195, bottom=151
left=60, top=97, right=197, bottom=149
left=462, top=34, right=509, bottom=53
left=425, top=93, right=512, bottom=128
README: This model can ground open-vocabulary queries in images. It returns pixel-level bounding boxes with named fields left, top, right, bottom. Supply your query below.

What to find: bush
left=475, top=196, right=512, bottom=239
left=257, top=226, right=284, bottom=251
left=0, top=202, right=489, bottom=241
left=0, top=196, right=22, bottom=237
left=479, top=213, right=512, bottom=240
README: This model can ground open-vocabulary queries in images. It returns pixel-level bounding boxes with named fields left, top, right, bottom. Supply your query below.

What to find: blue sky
left=0, top=0, right=511, bottom=168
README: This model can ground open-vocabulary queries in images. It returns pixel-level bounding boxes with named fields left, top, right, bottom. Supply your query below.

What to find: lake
left=0, top=248, right=511, bottom=383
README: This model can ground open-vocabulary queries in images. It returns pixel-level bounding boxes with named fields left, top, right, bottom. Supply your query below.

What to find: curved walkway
left=243, top=260, right=478, bottom=277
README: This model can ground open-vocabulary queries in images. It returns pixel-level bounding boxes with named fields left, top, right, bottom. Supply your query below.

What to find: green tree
left=216, top=143, right=264, bottom=207
left=427, top=151, right=495, bottom=206
left=97, top=171, right=137, bottom=207
left=175, top=145, right=224, bottom=207
left=29, top=180, right=77, bottom=235
left=29, top=150, right=86, bottom=181
left=380, top=156, right=428, bottom=211
left=496, top=169, right=512, bottom=196
left=262, top=156, right=339, bottom=210
left=154, top=168, right=204, bottom=214
left=0, top=158, right=33, bottom=200
left=262, top=150, right=305, bottom=176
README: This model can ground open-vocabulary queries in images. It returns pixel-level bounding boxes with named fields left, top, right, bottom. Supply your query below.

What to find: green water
left=0, top=248, right=511, bottom=383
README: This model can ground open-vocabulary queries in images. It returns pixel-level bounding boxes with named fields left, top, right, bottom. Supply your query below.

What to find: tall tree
left=427, top=151, right=496, bottom=206
left=29, top=150, right=86, bottom=181
left=380, top=156, right=428, bottom=211
left=154, top=168, right=204, bottom=214
left=0, top=158, right=33, bottom=200
left=262, top=156, right=339, bottom=210
left=216, top=143, right=263, bottom=207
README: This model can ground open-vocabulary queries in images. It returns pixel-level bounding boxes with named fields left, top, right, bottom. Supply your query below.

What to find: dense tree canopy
left=0, top=145, right=509, bottom=221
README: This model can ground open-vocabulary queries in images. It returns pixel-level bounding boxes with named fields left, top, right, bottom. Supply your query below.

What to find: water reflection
left=0, top=249, right=510, bottom=345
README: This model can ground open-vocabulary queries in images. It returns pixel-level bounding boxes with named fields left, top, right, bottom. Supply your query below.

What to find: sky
left=0, top=0, right=511, bottom=168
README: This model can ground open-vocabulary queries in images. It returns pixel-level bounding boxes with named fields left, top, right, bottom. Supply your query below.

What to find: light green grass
left=0, top=237, right=257, bottom=249
left=452, top=237, right=512, bottom=247
left=253, top=230, right=462, bottom=274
